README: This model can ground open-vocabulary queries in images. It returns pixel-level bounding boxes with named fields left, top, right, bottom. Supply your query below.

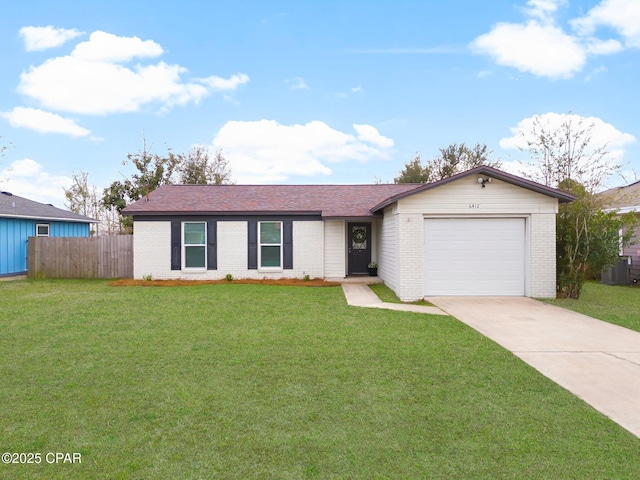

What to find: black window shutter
left=207, top=220, right=217, bottom=270
left=170, top=220, right=181, bottom=270
left=248, top=220, right=257, bottom=269
left=283, top=220, right=293, bottom=270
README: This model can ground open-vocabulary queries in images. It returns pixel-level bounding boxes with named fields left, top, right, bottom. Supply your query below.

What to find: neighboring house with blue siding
left=0, top=191, right=95, bottom=277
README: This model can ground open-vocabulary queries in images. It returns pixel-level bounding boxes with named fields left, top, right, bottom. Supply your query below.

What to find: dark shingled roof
left=0, top=191, right=96, bottom=223
left=122, top=166, right=575, bottom=218
left=123, top=184, right=423, bottom=218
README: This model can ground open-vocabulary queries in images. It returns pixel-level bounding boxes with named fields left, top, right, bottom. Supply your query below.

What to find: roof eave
left=372, top=166, right=575, bottom=212
left=604, top=205, right=640, bottom=214
left=0, top=213, right=97, bottom=223
left=321, top=214, right=383, bottom=220
left=124, top=210, right=323, bottom=217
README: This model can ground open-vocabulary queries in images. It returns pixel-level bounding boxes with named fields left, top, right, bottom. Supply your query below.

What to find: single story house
left=601, top=179, right=640, bottom=281
left=123, top=166, right=574, bottom=301
left=0, top=191, right=94, bottom=277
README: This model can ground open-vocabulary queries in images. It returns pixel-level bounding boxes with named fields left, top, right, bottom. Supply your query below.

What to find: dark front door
left=348, top=223, right=371, bottom=275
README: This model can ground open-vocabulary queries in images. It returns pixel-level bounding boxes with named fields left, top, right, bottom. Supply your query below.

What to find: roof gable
left=0, top=191, right=95, bottom=223
left=371, top=166, right=575, bottom=212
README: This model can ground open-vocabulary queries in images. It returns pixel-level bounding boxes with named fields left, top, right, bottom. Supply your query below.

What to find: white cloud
left=571, top=0, right=640, bottom=47
left=585, top=37, right=623, bottom=55
left=212, top=120, right=394, bottom=183
left=351, top=85, right=363, bottom=93
left=470, top=20, right=585, bottom=79
left=1, top=107, right=90, bottom=136
left=584, top=65, right=608, bottom=81
left=1, top=159, right=71, bottom=207
left=19, top=25, right=84, bottom=51
left=500, top=113, right=636, bottom=183
left=71, top=31, right=163, bottom=62
left=471, top=0, right=637, bottom=79
left=524, top=0, right=566, bottom=22
left=199, top=73, right=251, bottom=91
left=4, top=158, right=42, bottom=177
left=285, top=77, right=309, bottom=90
left=353, top=124, right=394, bottom=148
left=500, top=112, right=636, bottom=152
left=17, top=30, right=248, bottom=115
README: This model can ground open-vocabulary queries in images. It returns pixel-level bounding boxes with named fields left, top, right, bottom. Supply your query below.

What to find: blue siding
left=49, top=222, right=90, bottom=237
left=0, top=218, right=90, bottom=276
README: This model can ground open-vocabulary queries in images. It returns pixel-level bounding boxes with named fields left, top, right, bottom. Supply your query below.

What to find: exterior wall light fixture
left=477, top=177, right=492, bottom=188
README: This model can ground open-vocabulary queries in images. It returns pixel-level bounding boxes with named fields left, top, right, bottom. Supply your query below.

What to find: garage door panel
left=424, top=218, right=525, bottom=296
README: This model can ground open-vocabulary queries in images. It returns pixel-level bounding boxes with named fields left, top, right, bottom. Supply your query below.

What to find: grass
left=543, top=281, right=640, bottom=332
left=369, top=283, right=434, bottom=306
left=1, top=279, right=640, bottom=479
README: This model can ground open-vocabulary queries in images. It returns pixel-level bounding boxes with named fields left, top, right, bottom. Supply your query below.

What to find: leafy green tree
left=516, top=116, right=637, bottom=298
left=395, top=142, right=499, bottom=184
left=556, top=180, right=637, bottom=298
left=394, top=155, right=432, bottom=183
left=431, top=142, right=501, bottom=180
left=178, top=146, right=232, bottom=185
left=102, top=137, right=181, bottom=232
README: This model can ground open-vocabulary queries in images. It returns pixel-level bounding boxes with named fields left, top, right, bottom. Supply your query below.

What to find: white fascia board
left=0, top=213, right=96, bottom=223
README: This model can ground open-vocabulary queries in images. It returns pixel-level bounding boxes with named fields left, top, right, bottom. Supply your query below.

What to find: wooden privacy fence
left=28, top=236, right=133, bottom=279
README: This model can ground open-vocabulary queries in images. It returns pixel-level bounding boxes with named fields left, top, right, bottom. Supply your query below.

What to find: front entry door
left=348, top=223, right=371, bottom=275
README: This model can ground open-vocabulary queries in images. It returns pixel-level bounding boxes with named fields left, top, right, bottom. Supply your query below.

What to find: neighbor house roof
left=122, top=183, right=423, bottom=218
left=600, top=179, right=640, bottom=214
left=123, top=166, right=575, bottom=219
left=0, top=191, right=96, bottom=223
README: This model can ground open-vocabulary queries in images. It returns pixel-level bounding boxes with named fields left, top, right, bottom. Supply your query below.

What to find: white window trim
left=619, top=228, right=624, bottom=257
left=258, top=221, right=283, bottom=271
left=182, top=221, right=207, bottom=271
left=36, top=223, right=50, bottom=237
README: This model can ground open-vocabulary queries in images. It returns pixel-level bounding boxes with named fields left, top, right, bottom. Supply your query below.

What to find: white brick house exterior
left=124, top=166, right=573, bottom=301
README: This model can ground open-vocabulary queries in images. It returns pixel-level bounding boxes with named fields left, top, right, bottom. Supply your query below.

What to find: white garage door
left=424, top=218, right=525, bottom=296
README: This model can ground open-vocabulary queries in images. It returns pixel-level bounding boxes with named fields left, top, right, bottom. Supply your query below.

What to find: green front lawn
left=368, top=283, right=434, bottom=306
left=543, top=281, right=640, bottom=332
left=1, top=279, right=639, bottom=479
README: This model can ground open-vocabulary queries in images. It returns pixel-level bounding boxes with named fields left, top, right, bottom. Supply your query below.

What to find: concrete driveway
left=427, top=296, right=640, bottom=438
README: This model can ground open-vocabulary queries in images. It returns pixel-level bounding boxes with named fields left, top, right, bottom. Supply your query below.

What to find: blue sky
left=1, top=0, right=639, bottom=207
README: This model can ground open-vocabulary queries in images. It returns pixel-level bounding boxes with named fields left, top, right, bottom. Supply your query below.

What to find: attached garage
left=124, top=166, right=574, bottom=302
left=373, top=167, right=575, bottom=302
left=423, top=217, right=525, bottom=296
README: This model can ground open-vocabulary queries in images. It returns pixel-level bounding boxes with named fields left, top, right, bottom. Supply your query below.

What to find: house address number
left=468, top=203, right=480, bottom=209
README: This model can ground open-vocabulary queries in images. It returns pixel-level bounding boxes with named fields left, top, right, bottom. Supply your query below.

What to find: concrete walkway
left=427, top=296, right=640, bottom=438
left=341, top=283, right=447, bottom=315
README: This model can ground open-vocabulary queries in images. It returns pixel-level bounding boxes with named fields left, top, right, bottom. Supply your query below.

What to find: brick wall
left=323, top=220, right=346, bottom=278
left=530, top=213, right=557, bottom=298
left=378, top=206, right=398, bottom=292
left=395, top=213, right=424, bottom=302
left=133, top=220, right=324, bottom=280
left=133, top=221, right=171, bottom=279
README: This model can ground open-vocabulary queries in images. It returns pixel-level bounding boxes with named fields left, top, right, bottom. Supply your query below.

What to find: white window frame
left=619, top=228, right=624, bottom=256
left=36, top=223, right=50, bottom=237
left=258, top=221, right=283, bottom=271
left=182, top=221, right=207, bottom=270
